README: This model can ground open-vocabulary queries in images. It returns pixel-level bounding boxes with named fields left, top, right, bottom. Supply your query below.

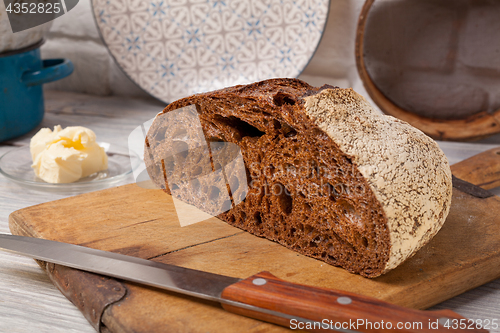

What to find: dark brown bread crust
left=145, top=78, right=390, bottom=277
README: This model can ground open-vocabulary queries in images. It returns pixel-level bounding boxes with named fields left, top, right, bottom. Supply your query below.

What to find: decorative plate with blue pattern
left=92, top=0, right=329, bottom=103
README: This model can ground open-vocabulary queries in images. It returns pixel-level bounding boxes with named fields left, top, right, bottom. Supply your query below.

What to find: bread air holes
left=324, top=183, right=343, bottom=202
left=172, top=141, right=189, bottom=160
left=273, top=92, right=296, bottom=107
left=272, top=183, right=293, bottom=215
left=304, top=224, right=314, bottom=236
left=214, top=115, right=265, bottom=138
left=309, top=235, right=322, bottom=248
left=327, top=255, right=337, bottom=263
left=272, top=119, right=282, bottom=129
left=229, top=175, right=239, bottom=192
left=191, top=178, right=201, bottom=193
left=338, top=199, right=355, bottom=215
left=281, top=122, right=297, bottom=137
left=191, top=166, right=203, bottom=177
left=171, top=127, right=188, bottom=141
left=254, top=211, right=262, bottom=227
left=337, top=199, right=363, bottom=228
left=208, top=186, right=221, bottom=200
left=162, top=158, right=175, bottom=175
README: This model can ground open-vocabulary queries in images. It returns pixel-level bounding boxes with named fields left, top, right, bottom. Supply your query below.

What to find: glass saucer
left=0, top=143, right=140, bottom=194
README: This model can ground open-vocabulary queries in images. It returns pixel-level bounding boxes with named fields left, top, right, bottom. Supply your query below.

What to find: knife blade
left=0, top=234, right=487, bottom=333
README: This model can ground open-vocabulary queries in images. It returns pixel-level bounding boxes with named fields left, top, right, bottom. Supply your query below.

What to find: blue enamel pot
left=0, top=41, right=73, bottom=142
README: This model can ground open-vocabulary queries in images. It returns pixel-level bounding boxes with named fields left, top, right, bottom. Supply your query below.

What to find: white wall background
left=40, top=0, right=369, bottom=101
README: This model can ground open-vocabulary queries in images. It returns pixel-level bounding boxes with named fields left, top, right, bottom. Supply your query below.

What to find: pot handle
left=21, top=59, right=74, bottom=87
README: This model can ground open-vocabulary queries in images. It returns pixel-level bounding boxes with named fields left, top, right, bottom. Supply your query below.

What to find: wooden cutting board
left=9, top=148, right=500, bottom=333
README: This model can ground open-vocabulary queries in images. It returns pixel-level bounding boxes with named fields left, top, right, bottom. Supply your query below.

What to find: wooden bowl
left=355, top=0, right=500, bottom=141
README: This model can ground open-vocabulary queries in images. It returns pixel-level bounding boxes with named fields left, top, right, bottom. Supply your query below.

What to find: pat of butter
left=30, top=125, right=108, bottom=183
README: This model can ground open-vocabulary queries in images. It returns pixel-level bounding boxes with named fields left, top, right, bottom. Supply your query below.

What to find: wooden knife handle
left=451, top=147, right=500, bottom=190
left=221, top=272, right=488, bottom=333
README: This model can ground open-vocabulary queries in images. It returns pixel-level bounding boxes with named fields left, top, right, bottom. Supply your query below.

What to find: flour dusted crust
left=145, top=78, right=453, bottom=277
left=303, top=88, right=453, bottom=272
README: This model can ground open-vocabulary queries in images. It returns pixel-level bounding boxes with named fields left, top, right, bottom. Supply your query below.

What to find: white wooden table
left=0, top=90, right=499, bottom=333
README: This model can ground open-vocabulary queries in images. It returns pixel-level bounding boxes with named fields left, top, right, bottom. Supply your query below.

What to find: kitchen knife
left=0, top=234, right=487, bottom=333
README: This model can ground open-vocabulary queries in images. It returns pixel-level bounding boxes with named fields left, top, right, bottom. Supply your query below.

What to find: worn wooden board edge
left=7, top=185, right=290, bottom=333
left=8, top=181, right=500, bottom=333
left=8, top=184, right=246, bottom=256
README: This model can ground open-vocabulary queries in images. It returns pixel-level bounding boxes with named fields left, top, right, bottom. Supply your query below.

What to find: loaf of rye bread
left=144, top=78, right=453, bottom=278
